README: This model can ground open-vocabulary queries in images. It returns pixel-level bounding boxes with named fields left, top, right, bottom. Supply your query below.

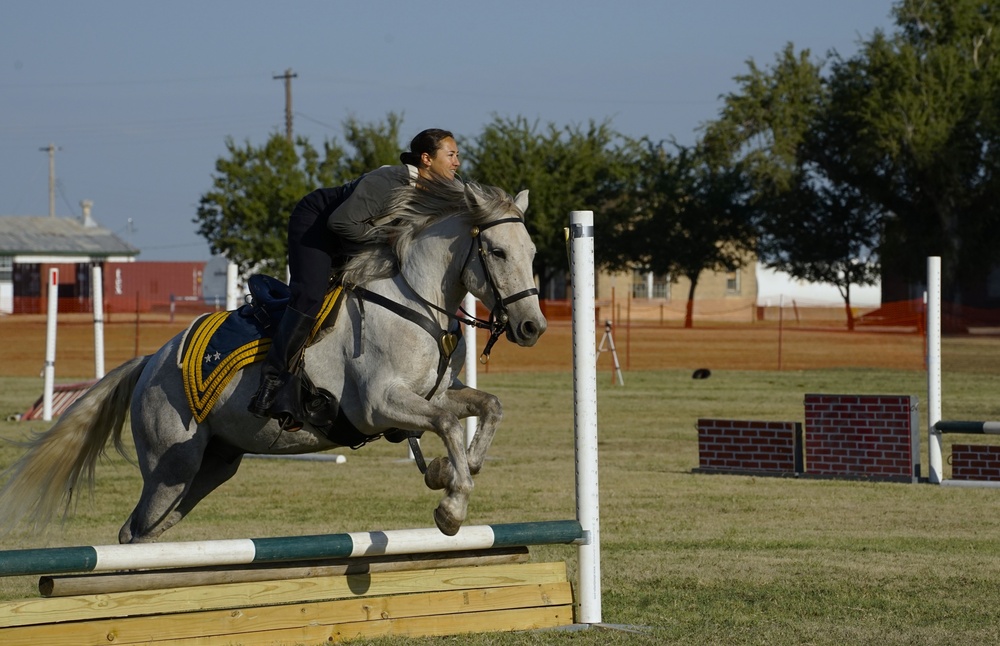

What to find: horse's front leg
left=382, top=388, right=473, bottom=536
left=426, top=383, right=502, bottom=477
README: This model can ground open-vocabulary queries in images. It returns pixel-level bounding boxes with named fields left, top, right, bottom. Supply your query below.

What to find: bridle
left=457, top=216, right=539, bottom=363
left=353, top=215, right=537, bottom=364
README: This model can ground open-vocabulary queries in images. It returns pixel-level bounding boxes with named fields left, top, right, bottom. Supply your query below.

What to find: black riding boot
left=248, top=306, right=316, bottom=418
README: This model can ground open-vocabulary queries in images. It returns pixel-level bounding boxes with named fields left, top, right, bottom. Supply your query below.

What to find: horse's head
left=367, top=178, right=547, bottom=353
left=461, top=183, right=547, bottom=349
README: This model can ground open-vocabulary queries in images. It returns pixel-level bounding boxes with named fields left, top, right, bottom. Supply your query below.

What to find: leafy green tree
left=194, top=134, right=336, bottom=275
left=703, top=44, right=825, bottom=194
left=603, top=140, right=755, bottom=328
left=462, top=115, right=630, bottom=297
left=704, top=44, right=882, bottom=329
left=757, top=173, right=883, bottom=329
left=339, top=112, right=406, bottom=177
left=825, top=0, right=1000, bottom=304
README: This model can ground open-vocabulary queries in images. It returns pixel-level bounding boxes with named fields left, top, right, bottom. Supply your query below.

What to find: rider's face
left=420, top=137, right=460, bottom=180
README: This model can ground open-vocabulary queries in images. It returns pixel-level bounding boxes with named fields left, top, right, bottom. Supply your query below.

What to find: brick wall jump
left=696, top=419, right=802, bottom=476
left=804, top=394, right=915, bottom=481
left=951, top=444, right=1000, bottom=481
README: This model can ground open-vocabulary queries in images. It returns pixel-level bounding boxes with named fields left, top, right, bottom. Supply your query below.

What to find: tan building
left=596, top=265, right=759, bottom=325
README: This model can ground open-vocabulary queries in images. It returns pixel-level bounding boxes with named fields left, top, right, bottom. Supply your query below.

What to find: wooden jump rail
left=39, top=546, right=531, bottom=598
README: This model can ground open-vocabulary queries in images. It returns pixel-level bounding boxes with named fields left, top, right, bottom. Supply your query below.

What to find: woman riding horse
left=249, top=128, right=462, bottom=423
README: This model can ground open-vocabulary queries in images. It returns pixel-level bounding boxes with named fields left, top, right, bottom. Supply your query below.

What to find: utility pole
left=273, top=68, right=297, bottom=143
left=39, top=143, right=59, bottom=217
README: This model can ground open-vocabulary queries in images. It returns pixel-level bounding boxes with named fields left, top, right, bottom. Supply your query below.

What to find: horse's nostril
left=521, top=321, right=538, bottom=339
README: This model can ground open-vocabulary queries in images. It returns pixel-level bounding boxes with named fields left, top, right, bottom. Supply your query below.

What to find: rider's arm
left=326, top=166, right=408, bottom=242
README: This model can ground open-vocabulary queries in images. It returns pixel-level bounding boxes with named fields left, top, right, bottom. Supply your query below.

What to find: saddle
left=179, top=277, right=373, bottom=447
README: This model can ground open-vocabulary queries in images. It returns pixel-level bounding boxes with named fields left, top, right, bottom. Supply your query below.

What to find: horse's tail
left=0, top=355, right=151, bottom=534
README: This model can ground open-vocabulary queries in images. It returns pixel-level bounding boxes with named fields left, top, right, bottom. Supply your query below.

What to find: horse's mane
left=340, top=178, right=523, bottom=285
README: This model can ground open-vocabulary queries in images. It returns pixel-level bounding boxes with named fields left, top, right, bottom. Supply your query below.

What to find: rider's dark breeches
left=286, top=202, right=338, bottom=320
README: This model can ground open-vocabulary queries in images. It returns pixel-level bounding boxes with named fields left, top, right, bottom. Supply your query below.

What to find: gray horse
left=0, top=179, right=546, bottom=542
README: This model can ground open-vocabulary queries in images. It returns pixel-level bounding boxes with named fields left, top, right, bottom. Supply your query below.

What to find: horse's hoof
left=424, top=457, right=449, bottom=491
left=434, top=507, right=460, bottom=536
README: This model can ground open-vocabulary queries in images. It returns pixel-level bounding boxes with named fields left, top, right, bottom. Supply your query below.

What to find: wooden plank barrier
left=0, top=522, right=584, bottom=644
left=0, top=560, right=575, bottom=645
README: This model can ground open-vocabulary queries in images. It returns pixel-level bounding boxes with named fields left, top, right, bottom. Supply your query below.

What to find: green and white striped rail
left=0, top=520, right=584, bottom=578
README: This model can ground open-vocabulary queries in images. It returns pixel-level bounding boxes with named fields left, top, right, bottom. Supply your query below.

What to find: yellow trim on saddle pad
left=181, top=286, right=343, bottom=423
left=181, top=311, right=269, bottom=423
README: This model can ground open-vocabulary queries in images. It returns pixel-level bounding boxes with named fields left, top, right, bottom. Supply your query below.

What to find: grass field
left=1, top=315, right=999, bottom=644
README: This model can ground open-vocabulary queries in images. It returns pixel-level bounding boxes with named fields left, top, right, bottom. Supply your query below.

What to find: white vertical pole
left=91, top=263, right=105, bottom=379
left=43, top=268, right=59, bottom=421
left=463, top=292, right=478, bottom=448
left=927, top=256, right=943, bottom=484
left=225, top=262, right=239, bottom=311
left=570, top=210, right=601, bottom=624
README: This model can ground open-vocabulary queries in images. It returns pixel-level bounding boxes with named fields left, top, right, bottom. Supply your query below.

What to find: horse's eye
left=491, top=248, right=507, bottom=260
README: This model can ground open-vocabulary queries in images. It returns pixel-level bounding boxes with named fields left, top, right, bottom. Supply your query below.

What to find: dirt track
left=0, top=312, right=926, bottom=380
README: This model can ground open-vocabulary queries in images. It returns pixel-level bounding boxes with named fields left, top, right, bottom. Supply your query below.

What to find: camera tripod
left=597, top=319, right=625, bottom=385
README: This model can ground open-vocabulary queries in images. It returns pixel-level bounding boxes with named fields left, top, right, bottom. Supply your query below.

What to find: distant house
left=594, top=264, right=760, bottom=324
left=0, top=202, right=138, bottom=314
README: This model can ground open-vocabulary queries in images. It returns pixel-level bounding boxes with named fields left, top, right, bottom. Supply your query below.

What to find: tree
left=703, top=44, right=825, bottom=195
left=603, top=140, right=755, bottom=328
left=195, top=114, right=406, bottom=276
left=462, top=116, right=631, bottom=297
left=756, top=173, right=882, bottom=329
left=704, top=44, right=884, bottom=328
left=824, top=0, right=1000, bottom=305
left=339, top=113, right=406, bottom=177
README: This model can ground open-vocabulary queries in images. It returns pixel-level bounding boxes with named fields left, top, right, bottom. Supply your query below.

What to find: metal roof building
left=0, top=204, right=139, bottom=314
left=0, top=215, right=137, bottom=263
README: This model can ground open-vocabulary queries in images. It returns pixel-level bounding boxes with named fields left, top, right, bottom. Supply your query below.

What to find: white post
left=927, top=256, right=943, bottom=484
left=43, top=268, right=59, bottom=421
left=225, top=262, right=239, bottom=311
left=463, top=292, right=478, bottom=448
left=570, top=210, right=602, bottom=624
left=91, top=263, right=105, bottom=379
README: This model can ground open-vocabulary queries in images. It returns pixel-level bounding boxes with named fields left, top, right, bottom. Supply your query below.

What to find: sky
left=2, top=0, right=897, bottom=264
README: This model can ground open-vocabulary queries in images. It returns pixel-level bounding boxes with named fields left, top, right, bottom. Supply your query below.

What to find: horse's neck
left=394, top=234, right=466, bottom=322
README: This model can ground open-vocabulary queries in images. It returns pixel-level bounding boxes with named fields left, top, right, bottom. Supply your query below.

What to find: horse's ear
left=514, top=190, right=529, bottom=215
left=464, top=182, right=485, bottom=211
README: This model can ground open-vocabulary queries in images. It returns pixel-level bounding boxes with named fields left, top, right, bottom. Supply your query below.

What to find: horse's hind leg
left=120, top=437, right=243, bottom=544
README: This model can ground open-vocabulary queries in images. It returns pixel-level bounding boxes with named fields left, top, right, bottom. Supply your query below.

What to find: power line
left=294, top=111, right=339, bottom=131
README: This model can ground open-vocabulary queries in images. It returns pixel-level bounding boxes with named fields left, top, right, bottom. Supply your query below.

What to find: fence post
left=43, top=268, right=59, bottom=421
